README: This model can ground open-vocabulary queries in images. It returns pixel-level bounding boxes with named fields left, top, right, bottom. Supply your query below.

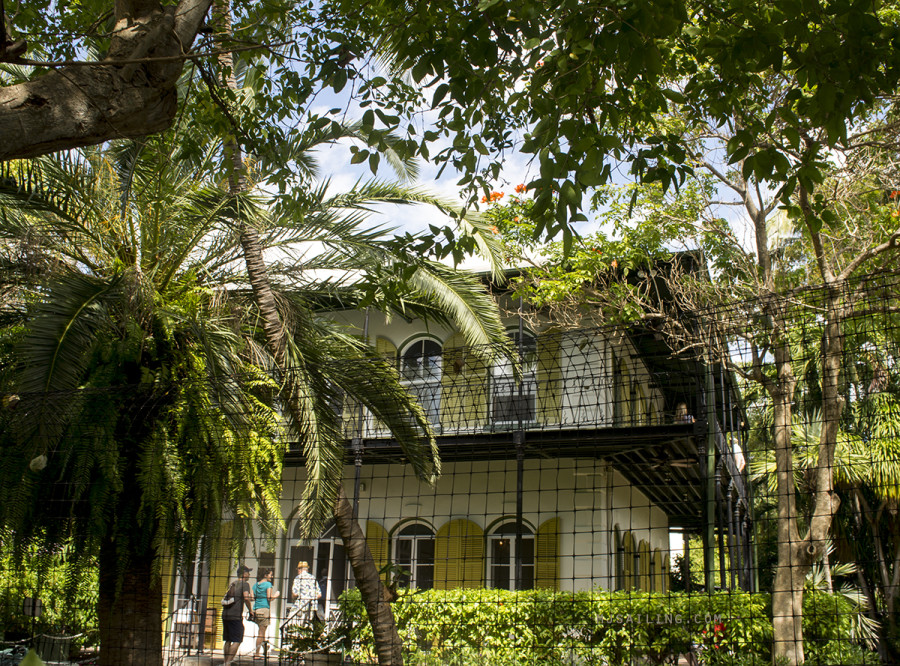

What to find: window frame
left=392, top=522, right=436, bottom=590
left=490, top=329, right=538, bottom=425
left=398, top=336, right=443, bottom=427
left=487, top=520, right=536, bottom=590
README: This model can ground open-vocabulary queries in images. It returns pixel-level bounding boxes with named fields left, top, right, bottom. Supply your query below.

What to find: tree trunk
left=212, top=5, right=402, bottom=661
left=97, top=541, right=162, bottom=666
left=769, top=285, right=845, bottom=666
left=767, top=304, right=806, bottom=666
left=0, top=0, right=212, bottom=161
left=771, top=376, right=804, bottom=665
left=333, top=486, right=403, bottom=664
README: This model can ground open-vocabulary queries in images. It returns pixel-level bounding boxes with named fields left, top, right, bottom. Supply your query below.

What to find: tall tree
left=486, top=117, right=900, bottom=661
left=0, top=140, right=287, bottom=665
left=207, top=6, right=510, bottom=659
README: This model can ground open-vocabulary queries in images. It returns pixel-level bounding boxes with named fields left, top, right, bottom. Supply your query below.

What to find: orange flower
left=891, top=190, right=900, bottom=199
left=611, top=259, right=618, bottom=269
left=481, top=195, right=489, bottom=203
left=490, top=191, right=504, bottom=202
left=490, top=225, right=499, bottom=234
left=515, top=183, right=527, bottom=193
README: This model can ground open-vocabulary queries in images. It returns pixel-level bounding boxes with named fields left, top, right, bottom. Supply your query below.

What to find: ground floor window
left=488, top=521, right=534, bottom=590
left=394, top=522, right=435, bottom=589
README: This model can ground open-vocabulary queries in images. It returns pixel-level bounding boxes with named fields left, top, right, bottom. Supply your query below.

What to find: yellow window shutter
left=639, top=541, right=651, bottom=592
left=622, top=532, right=635, bottom=590
left=535, top=517, right=560, bottom=590
left=440, top=333, right=488, bottom=431
left=537, top=331, right=561, bottom=424
left=366, top=521, right=390, bottom=582
left=434, top=519, right=484, bottom=589
left=206, top=520, right=234, bottom=651
left=375, top=336, right=397, bottom=362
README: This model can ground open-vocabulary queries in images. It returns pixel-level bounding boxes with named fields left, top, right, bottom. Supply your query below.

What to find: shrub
left=340, top=588, right=873, bottom=665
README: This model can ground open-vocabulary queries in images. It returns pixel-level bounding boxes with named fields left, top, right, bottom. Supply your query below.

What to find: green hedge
left=339, top=588, right=876, bottom=665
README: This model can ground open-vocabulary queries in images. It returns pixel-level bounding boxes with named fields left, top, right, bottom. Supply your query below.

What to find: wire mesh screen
left=2, top=269, right=899, bottom=665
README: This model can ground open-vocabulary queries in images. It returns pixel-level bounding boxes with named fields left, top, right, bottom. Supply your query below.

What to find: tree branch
left=0, top=0, right=212, bottom=161
left=838, top=226, right=900, bottom=281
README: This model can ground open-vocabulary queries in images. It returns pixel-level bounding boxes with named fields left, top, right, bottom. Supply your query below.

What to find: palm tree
left=0, top=124, right=511, bottom=663
left=226, top=180, right=509, bottom=664
left=206, top=11, right=510, bottom=658
left=0, top=139, right=287, bottom=665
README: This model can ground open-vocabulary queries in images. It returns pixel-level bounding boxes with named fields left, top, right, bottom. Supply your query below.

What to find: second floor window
left=491, top=330, right=537, bottom=424
left=400, top=338, right=442, bottom=426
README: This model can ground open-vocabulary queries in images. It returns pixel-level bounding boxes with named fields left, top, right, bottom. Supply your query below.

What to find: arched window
left=393, top=523, right=435, bottom=590
left=400, top=337, right=442, bottom=426
left=491, top=330, right=537, bottom=424
left=488, top=521, right=535, bottom=590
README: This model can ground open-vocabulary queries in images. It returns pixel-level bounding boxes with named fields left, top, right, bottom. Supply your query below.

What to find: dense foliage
left=0, top=538, right=98, bottom=654
left=338, top=588, right=874, bottom=665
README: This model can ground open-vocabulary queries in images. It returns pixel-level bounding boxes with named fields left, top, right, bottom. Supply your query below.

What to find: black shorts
left=223, top=618, right=244, bottom=643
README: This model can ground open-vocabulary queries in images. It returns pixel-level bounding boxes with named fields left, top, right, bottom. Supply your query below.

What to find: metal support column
left=684, top=535, right=692, bottom=592
left=727, top=481, right=737, bottom=590
left=703, top=358, right=717, bottom=592
left=514, top=430, right=525, bottom=590
left=514, top=294, right=525, bottom=590
left=716, top=457, right=727, bottom=589
left=352, top=309, right=371, bottom=520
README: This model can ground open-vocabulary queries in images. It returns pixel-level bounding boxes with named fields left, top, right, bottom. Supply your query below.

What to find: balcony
left=288, top=327, right=749, bottom=530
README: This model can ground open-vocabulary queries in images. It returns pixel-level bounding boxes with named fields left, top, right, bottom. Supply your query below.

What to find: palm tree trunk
left=234, top=167, right=404, bottom=666
left=334, top=485, right=403, bottom=663
left=212, top=5, right=402, bottom=661
left=98, top=540, right=162, bottom=666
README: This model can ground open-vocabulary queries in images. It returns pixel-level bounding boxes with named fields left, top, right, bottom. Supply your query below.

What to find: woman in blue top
left=251, top=568, right=280, bottom=657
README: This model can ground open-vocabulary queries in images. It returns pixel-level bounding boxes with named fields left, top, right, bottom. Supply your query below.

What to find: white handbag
left=221, top=582, right=236, bottom=607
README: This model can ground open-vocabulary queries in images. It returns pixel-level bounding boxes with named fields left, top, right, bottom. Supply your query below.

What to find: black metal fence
left=2, top=270, right=900, bottom=665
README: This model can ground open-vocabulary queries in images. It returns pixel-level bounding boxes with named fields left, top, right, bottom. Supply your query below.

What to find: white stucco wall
left=275, top=458, right=668, bottom=591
